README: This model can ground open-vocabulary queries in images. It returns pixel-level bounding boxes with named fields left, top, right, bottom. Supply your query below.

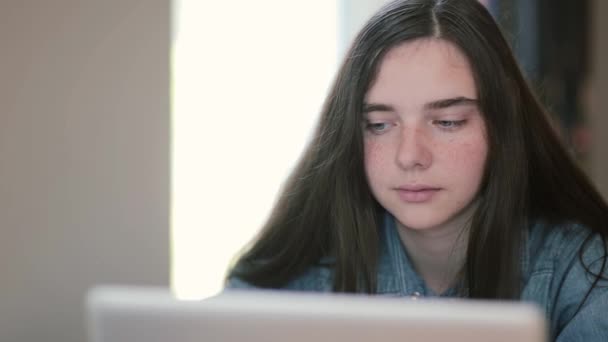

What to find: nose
left=395, top=126, right=432, bottom=170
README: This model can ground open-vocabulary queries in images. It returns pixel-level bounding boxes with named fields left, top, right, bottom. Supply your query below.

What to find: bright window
left=171, top=1, right=339, bottom=299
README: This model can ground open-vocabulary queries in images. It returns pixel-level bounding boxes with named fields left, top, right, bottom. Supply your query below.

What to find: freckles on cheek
left=364, top=141, right=381, bottom=162
left=443, top=140, right=488, bottom=173
left=364, top=141, right=387, bottom=174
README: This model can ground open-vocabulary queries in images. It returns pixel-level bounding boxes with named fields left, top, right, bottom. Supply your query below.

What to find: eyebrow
left=362, top=96, right=478, bottom=113
left=424, top=97, right=478, bottom=110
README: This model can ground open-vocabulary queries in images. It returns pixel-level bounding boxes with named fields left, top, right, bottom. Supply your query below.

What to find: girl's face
left=363, top=39, right=488, bottom=234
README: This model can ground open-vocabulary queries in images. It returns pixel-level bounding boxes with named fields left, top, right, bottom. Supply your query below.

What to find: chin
left=393, top=216, right=440, bottom=230
left=398, top=221, right=443, bottom=231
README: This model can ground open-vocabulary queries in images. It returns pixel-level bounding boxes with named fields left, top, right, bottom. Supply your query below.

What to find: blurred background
left=487, top=0, right=594, bottom=166
left=1, top=1, right=606, bottom=341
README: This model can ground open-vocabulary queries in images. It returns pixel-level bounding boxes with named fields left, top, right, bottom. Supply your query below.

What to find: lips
left=395, top=185, right=441, bottom=203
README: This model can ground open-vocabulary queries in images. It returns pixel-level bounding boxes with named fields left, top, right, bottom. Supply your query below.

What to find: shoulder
left=527, top=221, right=604, bottom=273
left=283, top=264, right=334, bottom=292
left=226, top=263, right=334, bottom=292
left=525, top=222, right=608, bottom=341
left=526, top=221, right=607, bottom=297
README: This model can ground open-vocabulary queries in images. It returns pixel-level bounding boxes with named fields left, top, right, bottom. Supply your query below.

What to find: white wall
left=0, top=1, right=170, bottom=342
left=339, top=0, right=390, bottom=56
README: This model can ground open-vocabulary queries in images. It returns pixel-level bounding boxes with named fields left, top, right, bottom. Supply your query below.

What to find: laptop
left=86, top=286, right=547, bottom=342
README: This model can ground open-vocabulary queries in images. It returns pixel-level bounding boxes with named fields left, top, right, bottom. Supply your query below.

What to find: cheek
left=363, top=141, right=388, bottom=179
left=442, top=139, right=488, bottom=185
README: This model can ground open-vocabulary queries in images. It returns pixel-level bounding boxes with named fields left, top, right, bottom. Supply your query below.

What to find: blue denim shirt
left=228, top=214, right=608, bottom=341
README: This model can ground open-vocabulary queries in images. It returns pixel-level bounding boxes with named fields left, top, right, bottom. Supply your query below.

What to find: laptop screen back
left=86, top=286, right=547, bottom=342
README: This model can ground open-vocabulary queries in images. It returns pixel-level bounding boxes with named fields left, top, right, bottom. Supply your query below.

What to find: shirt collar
left=376, top=212, right=431, bottom=296
left=377, top=212, right=530, bottom=297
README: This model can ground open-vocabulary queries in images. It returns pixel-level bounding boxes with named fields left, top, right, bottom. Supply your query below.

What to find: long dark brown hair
left=227, top=0, right=608, bottom=300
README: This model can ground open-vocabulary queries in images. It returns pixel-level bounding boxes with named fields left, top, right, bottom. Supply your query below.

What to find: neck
left=396, top=209, right=474, bottom=295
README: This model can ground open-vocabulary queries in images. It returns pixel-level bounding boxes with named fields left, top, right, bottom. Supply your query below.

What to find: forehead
left=365, top=39, right=477, bottom=104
